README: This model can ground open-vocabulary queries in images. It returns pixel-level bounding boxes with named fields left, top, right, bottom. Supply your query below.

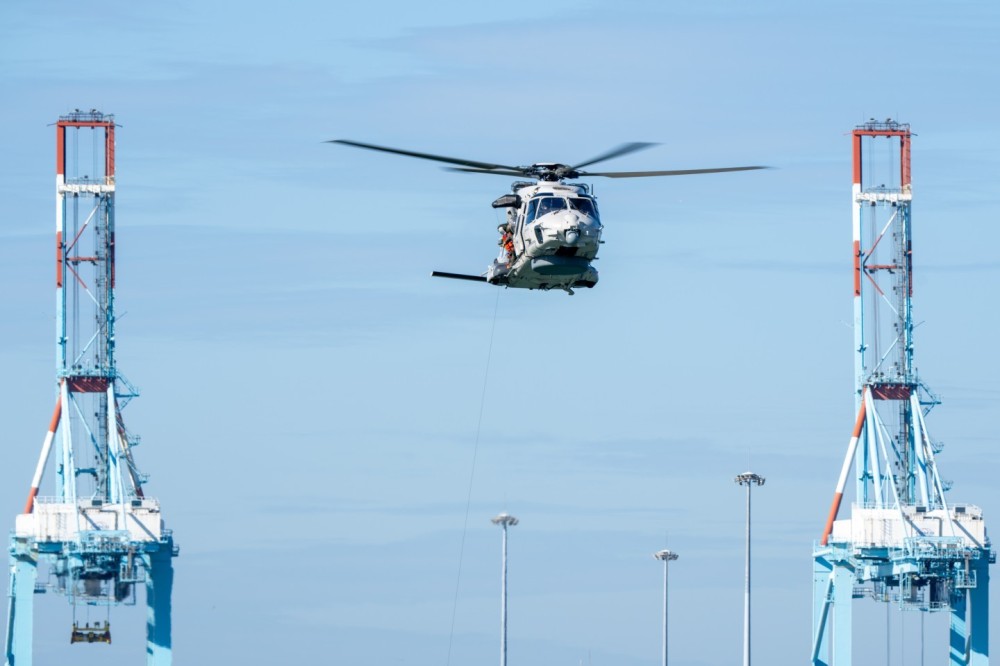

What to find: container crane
left=4, top=111, right=178, bottom=666
left=811, top=120, right=993, bottom=666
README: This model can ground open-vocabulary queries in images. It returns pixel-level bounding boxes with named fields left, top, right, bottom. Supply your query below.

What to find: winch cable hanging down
left=445, top=287, right=502, bottom=666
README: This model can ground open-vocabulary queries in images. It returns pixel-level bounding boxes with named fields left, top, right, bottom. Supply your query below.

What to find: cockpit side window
left=525, top=199, right=539, bottom=224
left=569, top=197, right=599, bottom=219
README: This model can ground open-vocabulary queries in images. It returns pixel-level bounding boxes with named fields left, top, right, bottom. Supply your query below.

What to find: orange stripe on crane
left=23, top=397, right=62, bottom=514
left=56, top=231, right=63, bottom=287
left=820, top=492, right=844, bottom=547
left=56, top=127, right=65, bottom=176
left=820, top=394, right=867, bottom=545
left=852, top=133, right=862, bottom=185
left=22, top=488, right=40, bottom=516
left=853, top=240, right=861, bottom=296
left=45, top=400, right=61, bottom=433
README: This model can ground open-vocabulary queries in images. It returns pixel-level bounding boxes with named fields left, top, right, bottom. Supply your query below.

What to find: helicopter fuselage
left=487, top=181, right=601, bottom=292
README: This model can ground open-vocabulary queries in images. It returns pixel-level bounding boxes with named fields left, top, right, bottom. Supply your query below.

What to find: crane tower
left=4, top=111, right=178, bottom=665
left=811, top=120, right=993, bottom=666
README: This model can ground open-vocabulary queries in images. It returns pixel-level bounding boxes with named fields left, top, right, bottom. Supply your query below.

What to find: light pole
left=492, top=513, right=518, bottom=666
left=653, top=549, right=679, bottom=666
left=735, top=472, right=764, bottom=666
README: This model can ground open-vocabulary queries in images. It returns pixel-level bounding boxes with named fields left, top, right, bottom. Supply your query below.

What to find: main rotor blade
left=445, top=166, right=531, bottom=177
left=580, top=165, right=769, bottom=178
left=569, top=142, right=658, bottom=170
left=328, top=139, right=520, bottom=172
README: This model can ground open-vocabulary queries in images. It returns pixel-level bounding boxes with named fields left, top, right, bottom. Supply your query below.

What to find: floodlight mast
left=492, top=513, right=518, bottom=666
left=653, top=549, right=679, bottom=666
left=736, top=472, right=765, bottom=666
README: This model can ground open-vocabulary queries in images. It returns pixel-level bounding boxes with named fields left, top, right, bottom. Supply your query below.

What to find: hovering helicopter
left=330, top=139, right=766, bottom=294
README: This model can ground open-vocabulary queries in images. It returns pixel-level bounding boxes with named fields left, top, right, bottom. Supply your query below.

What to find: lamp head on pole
left=492, top=513, right=519, bottom=527
left=735, top=472, right=765, bottom=487
left=654, top=549, right=679, bottom=562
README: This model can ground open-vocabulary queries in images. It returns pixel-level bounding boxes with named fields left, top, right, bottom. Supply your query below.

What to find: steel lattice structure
left=4, top=111, right=177, bottom=666
left=811, top=120, right=993, bottom=666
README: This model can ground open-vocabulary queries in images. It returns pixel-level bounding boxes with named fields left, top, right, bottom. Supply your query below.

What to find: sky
left=1, top=1, right=999, bottom=665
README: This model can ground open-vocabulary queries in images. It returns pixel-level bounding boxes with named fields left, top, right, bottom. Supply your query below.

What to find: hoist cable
left=445, top=287, right=502, bottom=666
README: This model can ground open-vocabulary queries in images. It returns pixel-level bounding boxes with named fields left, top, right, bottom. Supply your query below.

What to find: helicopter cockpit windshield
left=526, top=196, right=599, bottom=224
left=526, top=197, right=561, bottom=223
left=568, top=197, right=599, bottom=219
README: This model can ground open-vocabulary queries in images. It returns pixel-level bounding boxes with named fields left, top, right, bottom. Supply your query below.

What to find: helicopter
left=329, top=139, right=766, bottom=294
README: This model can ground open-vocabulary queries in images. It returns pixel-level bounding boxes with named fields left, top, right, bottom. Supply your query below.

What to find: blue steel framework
left=811, top=120, right=993, bottom=666
left=4, top=111, right=178, bottom=666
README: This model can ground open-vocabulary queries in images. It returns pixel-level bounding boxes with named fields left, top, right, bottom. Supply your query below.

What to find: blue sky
left=2, top=1, right=999, bottom=664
